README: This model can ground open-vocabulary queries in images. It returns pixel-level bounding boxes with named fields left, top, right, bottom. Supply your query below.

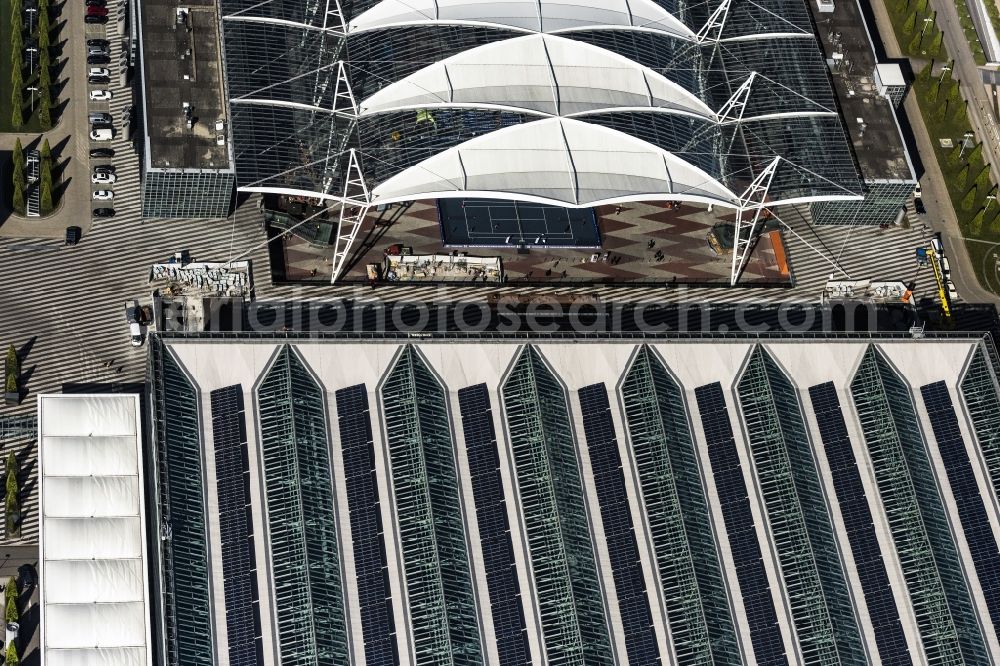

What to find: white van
left=90, top=128, right=113, bottom=141
left=941, top=257, right=951, bottom=276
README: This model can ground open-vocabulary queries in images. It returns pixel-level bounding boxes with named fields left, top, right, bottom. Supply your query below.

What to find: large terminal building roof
left=219, top=0, right=864, bottom=209
left=150, top=333, right=1000, bottom=666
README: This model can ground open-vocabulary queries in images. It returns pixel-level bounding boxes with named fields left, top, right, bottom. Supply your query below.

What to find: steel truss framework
left=218, top=0, right=863, bottom=283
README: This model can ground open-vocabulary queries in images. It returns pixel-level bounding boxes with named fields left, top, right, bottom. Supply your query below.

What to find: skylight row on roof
left=150, top=339, right=1000, bottom=666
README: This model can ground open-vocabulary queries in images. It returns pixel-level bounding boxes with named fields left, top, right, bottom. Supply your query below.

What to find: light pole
left=959, top=130, right=975, bottom=158
left=25, top=86, right=37, bottom=115
left=987, top=193, right=997, bottom=212
left=24, top=7, right=35, bottom=35
left=24, top=46, right=36, bottom=82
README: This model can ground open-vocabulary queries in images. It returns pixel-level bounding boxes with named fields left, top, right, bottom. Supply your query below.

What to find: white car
left=89, top=89, right=112, bottom=101
left=91, top=172, right=117, bottom=185
left=90, top=128, right=113, bottom=141
left=88, top=67, right=110, bottom=78
left=92, top=190, right=114, bottom=201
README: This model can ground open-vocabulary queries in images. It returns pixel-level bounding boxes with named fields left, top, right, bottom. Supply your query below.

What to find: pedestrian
left=614, top=206, right=622, bottom=215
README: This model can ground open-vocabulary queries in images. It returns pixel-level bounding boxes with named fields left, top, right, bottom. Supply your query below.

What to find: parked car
left=91, top=171, right=117, bottom=184
left=89, top=128, right=113, bottom=141
left=87, top=54, right=111, bottom=65
left=93, top=165, right=116, bottom=174
left=88, top=67, right=110, bottom=78
left=88, top=74, right=110, bottom=85
left=89, top=148, right=114, bottom=158
left=89, top=89, right=112, bottom=101
left=93, top=207, right=115, bottom=218
left=86, top=0, right=106, bottom=6
left=87, top=38, right=110, bottom=47
left=65, top=226, right=82, bottom=245
left=92, top=190, right=114, bottom=201
left=914, top=197, right=927, bottom=215
left=87, top=44, right=109, bottom=55
left=89, top=111, right=112, bottom=124
left=86, top=5, right=108, bottom=16
left=84, top=14, right=107, bottom=23
left=913, top=182, right=922, bottom=198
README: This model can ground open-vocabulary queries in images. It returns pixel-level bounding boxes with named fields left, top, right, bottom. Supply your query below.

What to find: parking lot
left=82, top=0, right=134, bottom=222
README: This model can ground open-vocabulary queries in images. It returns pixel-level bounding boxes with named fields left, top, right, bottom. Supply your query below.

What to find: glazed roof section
left=218, top=0, right=863, bottom=207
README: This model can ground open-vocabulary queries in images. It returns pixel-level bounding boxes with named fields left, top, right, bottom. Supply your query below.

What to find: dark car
left=87, top=54, right=110, bottom=65
left=93, top=207, right=115, bottom=218
left=89, top=147, right=115, bottom=158
left=87, top=74, right=110, bottom=84
left=65, top=226, right=82, bottom=245
left=85, top=0, right=106, bottom=5
left=87, top=38, right=110, bottom=47
left=93, top=164, right=116, bottom=173
left=86, top=5, right=108, bottom=14
left=915, top=197, right=927, bottom=215
left=84, top=14, right=107, bottom=23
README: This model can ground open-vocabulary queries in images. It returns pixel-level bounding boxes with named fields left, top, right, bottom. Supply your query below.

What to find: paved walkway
left=0, top=0, right=91, bottom=239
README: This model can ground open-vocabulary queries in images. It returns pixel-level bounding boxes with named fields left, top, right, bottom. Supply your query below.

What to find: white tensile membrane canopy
left=38, top=394, right=151, bottom=666
left=369, top=117, right=741, bottom=207
left=360, top=33, right=716, bottom=118
left=349, top=0, right=696, bottom=38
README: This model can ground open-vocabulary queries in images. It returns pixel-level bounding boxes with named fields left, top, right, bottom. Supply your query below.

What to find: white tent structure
left=38, top=394, right=152, bottom=666
left=219, top=0, right=864, bottom=283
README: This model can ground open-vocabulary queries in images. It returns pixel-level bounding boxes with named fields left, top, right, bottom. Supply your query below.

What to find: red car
left=86, top=5, right=108, bottom=15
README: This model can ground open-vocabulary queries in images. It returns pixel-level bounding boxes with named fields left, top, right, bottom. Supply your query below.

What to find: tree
left=4, top=347, right=16, bottom=395
left=40, top=155, right=52, bottom=213
left=10, top=87, right=22, bottom=130
left=918, top=60, right=934, bottom=82
left=5, top=597, right=17, bottom=624
left=6, top=453, right=18, bottom=501
left=976, top=164, right=993, bottom=189
left=916, top=0, right=928, bottom=13
left=971, top=207, right=986, bottom=235
left=949, top=81, right=963, bottom=103
left=929, top=78, right=942, bottom=102
left=929, top=31, right=943, bottom=56
left=12, top=139, right=23, bottom=182
left=958, top=163, right=970, bottom=188
left=11, top=179, right=24, bottom=216
left=953, top=99, right=969, bottom=123
left=962, top=185, right=978, bottom=211
left=935, top=100, right=949, bottom=122
left=5, top=641, right=18, bottom=666
left=908, top=31, right=923, bottom=53
left=948, top=145, right=964, bottom=166
left=38, top=6, right=49, bottom=50
left=10, top=0, right=21, bottom=26
left=968, top=142, right=984, bottom=165
left=904, top=11, right=917, bottom=33
left=39, top=92, right=51, bottom=130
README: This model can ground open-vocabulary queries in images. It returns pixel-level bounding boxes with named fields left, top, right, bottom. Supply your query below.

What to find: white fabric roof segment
left=359, top=34, right=716, bottom=119
left=348, top=0, right=696, bottom=38
left=369, top=117, right=741, bottom=207
left=38, top=394, right=152, bottom=666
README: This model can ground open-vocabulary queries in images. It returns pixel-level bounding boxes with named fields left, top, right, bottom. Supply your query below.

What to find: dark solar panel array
left=335, top=384, right=399, bottom=666
left=921, top=381, right=1000, bottom=629
left=809, top=382, right=910, bottom=665
left=695, top=383, right=787, bottom=666
left=458, top=384, right=531, bottom=666
left=210, top=385, right=263, bottom=666
left=578, top=383, right=661, bottom=666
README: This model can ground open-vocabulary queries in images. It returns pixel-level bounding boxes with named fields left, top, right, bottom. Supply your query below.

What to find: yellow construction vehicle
left=921, top=246, right=951, bottom=320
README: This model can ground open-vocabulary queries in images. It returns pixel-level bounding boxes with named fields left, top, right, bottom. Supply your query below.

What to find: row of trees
left=9, top=137, right=54, bottom=215
left=6, top=577, right=20, bottom=665
left=10, top=0, right=53, bottom=130
left=917, top=61, right=1000, bottom=236
left=894, top=0, right=945, bottom=57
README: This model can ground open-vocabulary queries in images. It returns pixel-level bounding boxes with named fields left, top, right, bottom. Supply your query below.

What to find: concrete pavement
left=0, top=0, right=92, bottom=239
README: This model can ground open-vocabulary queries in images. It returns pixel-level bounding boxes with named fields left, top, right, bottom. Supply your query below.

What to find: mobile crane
left=917, top=246, right=951, bottom=320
